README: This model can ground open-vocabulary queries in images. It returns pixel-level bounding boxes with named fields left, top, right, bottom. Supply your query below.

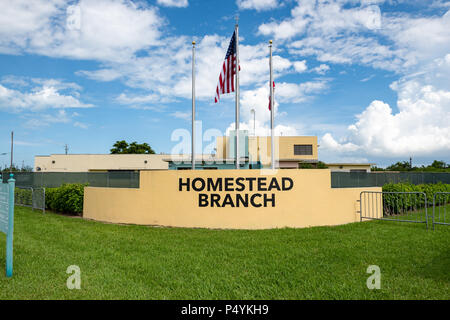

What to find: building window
left=294, top=144, right=313, bottom=155
left=350, top=169, right=367, bottom=173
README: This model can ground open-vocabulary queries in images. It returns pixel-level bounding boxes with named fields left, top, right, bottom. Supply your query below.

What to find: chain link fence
left=332, top=172, right=450, bottom=188
left=4, top=171, right=449, bottom=189
left=15, top=186, right=45, bottom=212
left=2, top=171, right=140, bottom=188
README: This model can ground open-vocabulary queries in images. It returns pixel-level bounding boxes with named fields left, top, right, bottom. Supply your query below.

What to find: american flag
left=268, top=81, right=275, bottom=110
left=214, top=31, right=238, bottom=103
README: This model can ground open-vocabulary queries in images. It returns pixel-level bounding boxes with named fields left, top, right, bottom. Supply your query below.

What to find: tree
left=299, top=161, right=328, bottom=169
left=316, top=161, right=328, bottom=169
left=430, top=160, right=447, bottom=169
left=1, top=164, right=33, bottom=174
left=110, top=140, right=129, bottom=154
left=381, top=160, right=449, bottom=172
left=386, top=161, right=412, bottom=171
left=110, top=140, right=155, bottom=154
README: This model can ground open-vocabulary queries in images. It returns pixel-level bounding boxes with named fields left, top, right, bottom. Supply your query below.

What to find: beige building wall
left=84, top=169, right=381, bottom=229
left=327, top=164, right=373, bottom=172
left=34, top=154, right=169, bottom=172
left=216, top=135, right=318, bottom=165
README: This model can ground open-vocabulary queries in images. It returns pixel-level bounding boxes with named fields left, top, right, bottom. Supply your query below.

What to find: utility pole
left=65, top=144, right=69, bottom=155
left=10, top=131, right=13, bottom=173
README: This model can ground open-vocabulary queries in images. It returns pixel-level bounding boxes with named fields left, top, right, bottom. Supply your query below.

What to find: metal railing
left=360, top=191, right=428, bottom=229
left=432, top=192, right=450, bottom=229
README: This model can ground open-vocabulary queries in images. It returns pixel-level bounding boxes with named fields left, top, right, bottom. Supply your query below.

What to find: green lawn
left=0, top=206, right=449, bottom=300
left=377, top=204, right=450, bottom=225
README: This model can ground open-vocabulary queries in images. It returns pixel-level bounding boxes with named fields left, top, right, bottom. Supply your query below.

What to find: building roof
left=326, top=163, right=375, bottom=166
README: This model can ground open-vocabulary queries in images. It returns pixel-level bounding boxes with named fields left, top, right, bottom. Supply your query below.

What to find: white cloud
left=271, top=2, right=449, bottom=74
left=73, top=121, right=89, bottom=129
left=236, top=0, right=280, bottom=11
left=320, top=80, right=450, bottom=157
left=24, top=110, right=72, bottom=128
left=80, top=34, right=301, bottom=103
left=293, top=60, right=308, bottom=73
left=0, top=82, right=93, bottom=112
left=254, top=1, right=450, bottom=162
left=0, top=0, right=163, bottom=62
left=255, top=1, right=450, bottom=75
left=171, top=111, right=190, bottom=120
left=116, top=92, right=173, bottom=105
left=75, top=69, right=122, bottom=82
left=312, top=64, right=330, bottom=74
left=259, top=1, right=382, bottom=40
left=225, top=79, right=328, bottom=141
left=321, top=133, right=360, bottom=153
left=157, top=0, right=188, bottom=8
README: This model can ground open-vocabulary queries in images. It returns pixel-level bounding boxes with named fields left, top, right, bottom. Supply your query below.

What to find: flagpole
left=191, top=41, right=196, bottom=170
left=235, top=17, right=240, bottom=170
left=269, top=40, right=275, bottom=170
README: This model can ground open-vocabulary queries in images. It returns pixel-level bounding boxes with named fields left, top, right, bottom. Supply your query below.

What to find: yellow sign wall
left=83, top=169, right=381, bottom=229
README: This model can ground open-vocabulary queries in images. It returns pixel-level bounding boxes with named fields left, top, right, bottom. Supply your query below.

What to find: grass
left=0, top=206, right=449, bottom=300
left=432, top=204, right=450, bottom=225
left=376, top=204, right=450, bottom=224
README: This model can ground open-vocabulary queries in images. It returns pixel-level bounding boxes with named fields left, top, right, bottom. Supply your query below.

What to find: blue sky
left=0, top=0, right=449, bottom=169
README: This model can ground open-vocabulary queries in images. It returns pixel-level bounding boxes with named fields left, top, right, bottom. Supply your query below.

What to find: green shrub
left=44, top=188, right=58, bottom=211
left=382, top=182, right=450, bottom=215
left=45, top=184, right=86, bottom=215
left=15, top=188, right=32, bottom=206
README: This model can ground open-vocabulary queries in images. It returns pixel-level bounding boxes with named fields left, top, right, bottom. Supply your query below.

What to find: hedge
left=381, top=182, right=450, bottom=215
left=15, top=188, right=33, bottom=206
left=45, top=183, right=86, bottom=215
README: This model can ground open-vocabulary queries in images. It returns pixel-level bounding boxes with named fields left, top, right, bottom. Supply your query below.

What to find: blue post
left=6, top=173, right=15, bottom=277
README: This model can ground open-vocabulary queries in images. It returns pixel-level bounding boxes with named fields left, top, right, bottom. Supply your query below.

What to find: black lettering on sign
left=235, top=177, right=245, bottom=192
left=222, top=194, right=235, bottom=207
left=250, top=194, right=262, bottom=207
left=236, top=193, right=248, bottom=207
left=224, top=178, right=234, bottom=192
left=179, top=176, right=295, bottom=208
left=179, top=178, right=190, bottom=191
left=211, top=193, right=221, bottom=207
left=192, top=178, right=205, bottom=192
left=245, top=177, right=256, bottom=191
left=257, top=177, right=267, bottom=191
left=268, top=178, right=281, bottom=191
left=207, top=178, right=222, bottom=192
left=282, top=177, right=294, bottom=191
left=199, top=193, right=208, bottom=207
left=264, top=193, right=275, bottom=207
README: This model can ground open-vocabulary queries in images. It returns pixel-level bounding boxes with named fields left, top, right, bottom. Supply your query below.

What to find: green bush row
left=381, top=182, right=450, bottom=214
left=15, top=188, right=33, bottom=206
left=45, top=183, right=86, bottom=215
